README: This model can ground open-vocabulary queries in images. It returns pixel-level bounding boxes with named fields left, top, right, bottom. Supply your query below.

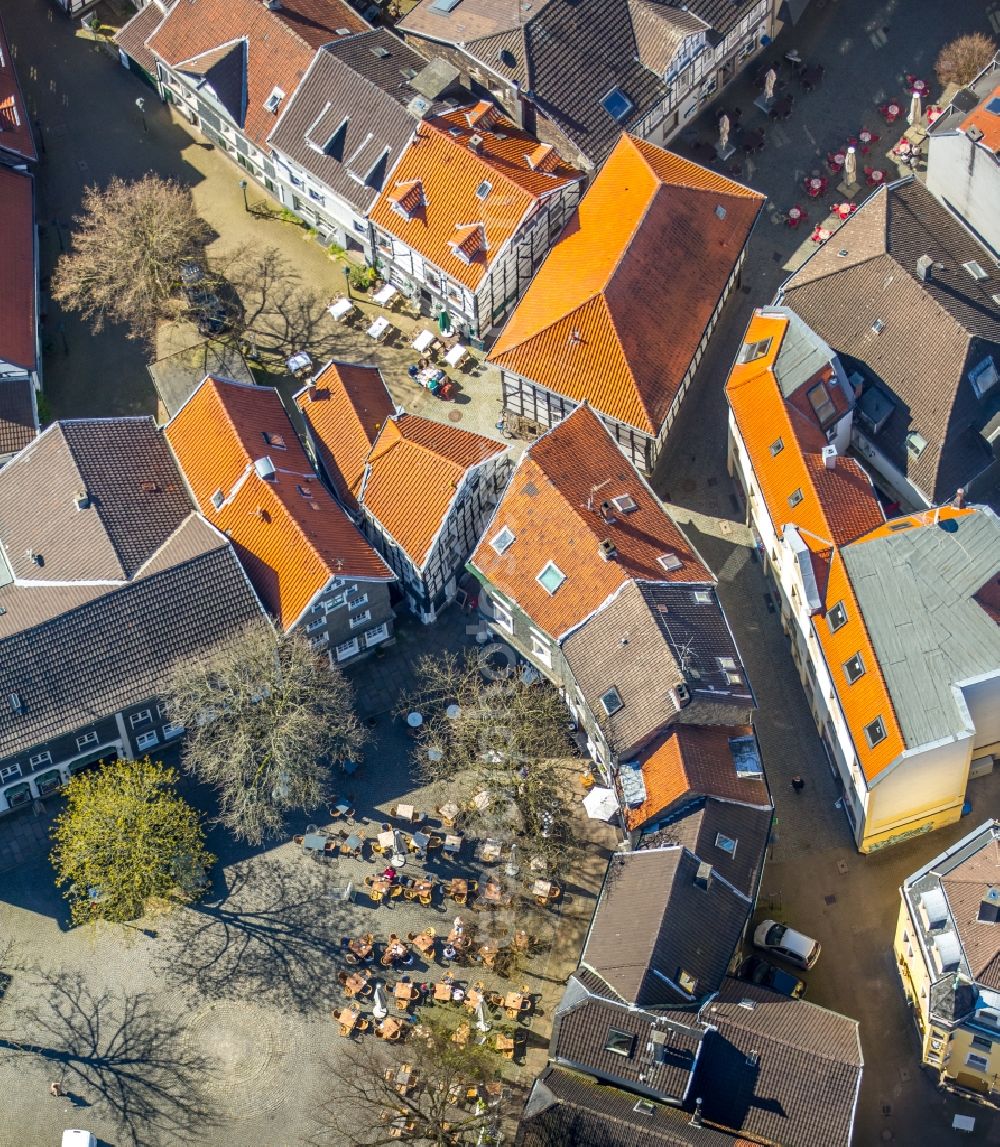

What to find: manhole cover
left=837, top=860, right=849, bottom=875
left=448, top=410, right=463, bottom=423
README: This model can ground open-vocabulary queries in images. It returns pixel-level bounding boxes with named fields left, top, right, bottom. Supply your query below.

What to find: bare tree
left=402, top=650, right=580, bottom=873
left=1, top=969, right=214, bottom=1146
left=164, top=620, right=367, bottom=844
left=935, top=32, right=997, bottom=88
left=310, top=1010, right=509, bottom=1145
left=51, top=175, right=212, bottom=343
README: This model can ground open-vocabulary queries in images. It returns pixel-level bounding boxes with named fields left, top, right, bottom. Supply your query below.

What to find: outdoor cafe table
left=477, top=943, right=498, bottom=968
left=339, top=1007, right=361, bottom=1035
left=444, top=343, right=467, bottom=368
left=378, top=1017, right=403, bottom=1040
left=504, top=991, right=527, bottom=1012
left=373, top=283, right=398, bottom=307
left=349, top=935, right=374, bottom=960
left=393, top=1065, right=416, bottom=1094
left=409, top=878, right=434, bottom=897
left=412, top=932, right=435, bottom=956
left=439, top=801, right=460, bottom=825
left=513, top=929, right=530, bottom=951
left=371, top=877, right=393, bottom=897
left=345, top=972, right=369, bottom=997
left=367, top=316, right=390, bottom=341
left=343, top=832, right=364, bottom=854
left=411, top=328, right=435, bottom=354
left=482, top=880, right=506, bottom=904
left=410, top=831, right=430, bottom=853
left=480, top=839, right=502, bottom=862
left=328, top=297, right=353, bottom=321
left=494, top=1033, right=515, bottom=1056
left=447, top=877, right=468, bottom=899
left=377, top=830, right=396, bottom=851
left=302, top=831, right=329, bottom=853
left=465, top=988, right=485, bottom=1011
left=395, top=803, right=417, bottom=822
left=531, top=879, right=554, bottom=899
left=868, top=168, right=885, bottom=184
left=443, top=834, right=464, bottom=855
left=433, top=981, right=455, bottom=1003
left=386, top=939, right=409, bottom=963
left=393, top=982, right=417, bottom=1005
left=286, top=350, right=312, bottom=374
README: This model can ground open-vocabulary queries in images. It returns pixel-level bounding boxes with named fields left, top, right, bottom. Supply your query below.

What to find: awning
left=583, top=786, right=619, bottom=821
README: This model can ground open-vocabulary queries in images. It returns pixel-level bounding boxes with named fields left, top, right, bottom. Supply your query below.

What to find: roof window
left=769, top=438, right=783, bottom=457
left=716, top=832, right=737, bottom=856
left=611, top=494, right=637, bottom=513
left=872, top=319, right=884, bottom=335
left=718, top=656, right=737, bottom=671
left=600, top=687, right=624, bottom=717
left=906, top=431, right=927, bottom=457
left=657, top=552, right=683, bottom=572
left=844, top=653, right=865, bottom=685
left=827, top=601, right=848, bottom=633
left=370, top=45, right=391, bottom=59
left=807, top=382, right=837, bottom=424
left=600, top=87, right=634, bottom=122
left=968, top=355, right=998, bottom=399
left=490, top=526, right=515, bottom=555
left=475, top=180, right=493, bottom=201
left=263, top=432, right=286, bottom=450
left=738, top=337, right=772, bottom=364
left=963, top=260, right=989, bottom=281
left=693, top=589, right=712, bottom=604
left=604, top=1028, right=635, bottom=1057
left=677, top=969, right=698, bottom=995
left=788, top=488, right=804, bottom=508
left=210, top=489, right=225, bottom=510
left=864, top=716, right=886, bottom=747
left=264, top=86, right=285, bottom=114
left=537, top=561, right=566, bottom=594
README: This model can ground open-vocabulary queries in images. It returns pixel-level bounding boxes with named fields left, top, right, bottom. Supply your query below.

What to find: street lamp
left=343, top=264, right=351, bottom=300
left=135, top=96, right=147, bottom=134
left=238, top=178, right=249, bottom=213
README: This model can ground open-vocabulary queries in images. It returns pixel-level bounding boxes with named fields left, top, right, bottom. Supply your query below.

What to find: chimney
left=263, top=0, right=282, bottom=9
left=916, top=254, right=933, bottom=282
left=954, top=487, right=967, bottom=509
left=822, top=444, right=838, bottom=470
left=671, top=682, right=691, bottom=709
left=598, top=538, right=618, bottom=561
left=74, top=490, right=91, bottom=511
left=26, top=549, right=43, bottom=567
left=690, top=1098, right=704, bottom=1128
left=467, top=134, right=484, bottom=153
left=694, top=861, right=712, bottom=890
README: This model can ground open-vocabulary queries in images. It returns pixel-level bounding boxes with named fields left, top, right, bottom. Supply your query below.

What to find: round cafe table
left=788, top=207, right=802, bottom=222
left=812, top=227, right=832, bottom=244
left=834, top=203, right=853, bottom=220
left=927, top=105, right=943, bottom=124
left=887, top=104, right=900, bottom=117
left=808, top=178, right=822, bottom=191
left=870, top=169, right=885, bottom=183
left=911, top=78, right=926, bottom=93
left=833, top=152, right=846, bottom=165
left=858, top=132, right=872, bottom=144
left=407, top=712, right=423, bottom=728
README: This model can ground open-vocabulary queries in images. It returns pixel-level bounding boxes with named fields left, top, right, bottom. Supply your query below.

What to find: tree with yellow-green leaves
left=51, top=758, right=214, bottom=927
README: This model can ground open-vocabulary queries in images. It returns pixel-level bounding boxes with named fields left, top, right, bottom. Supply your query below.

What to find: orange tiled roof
left=468, top=404, right=710, bottom=639
left=725, top=311, right=885, bottom=547
left=621, top=724, right=767, bottom=831
left=147, top=0, right=365, bottom=149
left=361, top=414, right=506, bottom=567
left=489, top=135, right=764, bottom=435
left=166, top=376, right=392, bottom=629
left=813, top=548, right=903, bottom=783
left=0, top=16, right=36, bottom=163
left=960, top=84, right=1000, bottom=153
left=295, top=362, right=395, bottom=511
left=368, top=103, right=582, bottom=291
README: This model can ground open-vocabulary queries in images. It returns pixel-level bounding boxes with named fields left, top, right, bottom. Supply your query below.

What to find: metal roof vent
left=254, top=457, right=276, bottom=480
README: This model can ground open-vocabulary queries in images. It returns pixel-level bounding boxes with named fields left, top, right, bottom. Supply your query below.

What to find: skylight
left=716, top=832, right=737, bottom=856
left=987, top=96, right=1000, bottom=115
left=906, top=431, right=927, bottom=457
left=429, top=0, right=462, bottom=10
left=604, top=1028, right=634, bottom=1057
left=600, top=87, right=634, bottom=122
left=537, top=562, right=566, bottom=594
left=475, top=180, right=493, bottom=201
left=490, top=526, right=515, bottom=555
left=827, top=601, right=848, bottom=632
left=738, top=337, right=772, bottom=364
left=844, top=653, right=865, bottom=685
left=657, top=552, right=683, bottom=572
left=864, top=716, right=886, bottom=748
left=611, top=494, right=637, bottom=513
left=600, top=687, right=624, bottom=716
left=963, top=260, right=989, bottom=281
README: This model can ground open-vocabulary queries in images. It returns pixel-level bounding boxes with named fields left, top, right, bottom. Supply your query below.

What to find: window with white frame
left=347, top=593, right=369, bottom=611
left=491, top=597, right=514, bottom=634
left=76, top=731, right=99, bottom=751
left=965, top=1052, right=989, bottom=1071
left=162, top=722, right=184, bottom=740
left=364, top=623, right=389, bottom=646
left=29, top=751, right=52, bottom=768
left=349, top=610, right=372, bottom=629
left=0, top=764, right=21, bottom=781
left=130, top=709, right=152, bottom=727
left=306, top=617, right=326, bottom=632
left=135, top=731, right=159, bottom=751
left=530, top=630, right=552, bottom=667
left=336, top=638, right=360, bottom=661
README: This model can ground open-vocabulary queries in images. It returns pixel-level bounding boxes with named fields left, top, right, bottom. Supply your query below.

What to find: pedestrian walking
left=791, top=775, right=805, bottom=793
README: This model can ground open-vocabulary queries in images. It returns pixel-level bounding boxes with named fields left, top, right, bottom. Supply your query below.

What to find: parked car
left=753, top=919, right=821, bottom=970
left=737, top=954, right=806, bottom=998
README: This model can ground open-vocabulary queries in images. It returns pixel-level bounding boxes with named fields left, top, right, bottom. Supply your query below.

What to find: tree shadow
left=1, top=968, right=215, bottom=1147
left=154, top=854, right=353, bottom=1015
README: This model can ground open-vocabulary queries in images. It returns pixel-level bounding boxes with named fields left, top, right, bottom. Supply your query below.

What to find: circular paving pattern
left=183, top=1000, right=305, bottom=1119
left=448, top=409, right=463, bottom=422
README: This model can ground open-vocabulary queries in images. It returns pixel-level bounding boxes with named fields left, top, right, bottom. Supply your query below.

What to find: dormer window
left=600, top=687, right=623, bottom=716
left=448, top=223, right=485, bottom=264
left=475, top=180, right=493, bottom=201
left=388, top=180, right=425, bottom=222
left=788, top=488, right=804, bottom=508
left=864, top=716, right=886, bottom=747
left=263, top=432, right=286, bottom=450
left=769, top=438, right=783, bottom=457
left=827, top=601, right=848, bottom=632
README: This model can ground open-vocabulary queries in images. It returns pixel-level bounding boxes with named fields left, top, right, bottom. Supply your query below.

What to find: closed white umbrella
left=474, top=999, right=491, bottom=1033
left=844, top=146, right=857, bottom=185
left=373, top=984, right=388, bottom=1020
left=583, top=786, right=618, bottom=821
left=908, top=90, right=922, bottom=126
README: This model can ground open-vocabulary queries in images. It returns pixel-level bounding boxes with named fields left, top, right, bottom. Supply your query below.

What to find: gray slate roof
left=780, top=177, right=1000, bottom=503
left=581, top=847, right=750, bottom=1008
left=268, top=29, right=445, bottom=215
left=0, top=514, right=266, bottom=759
left=697, top=979, right=863, bottom=1147
left=842, top=507, right=1000, bottom=751
left=0, top=418, right=194, bottom=583
left=551, top=974, right=702, bottom=1102
left=562, top=580, right=754, bottom=759
left=516, top=1066, right=738, bottom=1147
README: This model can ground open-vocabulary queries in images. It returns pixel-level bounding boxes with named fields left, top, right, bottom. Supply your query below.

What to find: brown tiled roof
left=166, top=376, right=392, bottom=629
left=0, top=166, right=35, bottom=373
left=0, top=14, right=37, bottom=163
left=562, top=581, right=753, bottom=760
left=697, top=979, right=863, bottom=1147
left=941, top=828, right=1000, bottom=989
left=626, top=725, right=769, bottom=829
left=267, top=30, right=437, bottom=216
left=0, top=418, right=193, bottom=584
left=368, top=103, right=581, bottom=291
left=295, top=363, right=396, bottom=512
left=148, top=0, right=366, bottom=148
left=780, top=178, right=1000, bottom=503
left=581, top=848, right=750, bottom=1008
left=551, top=976, right=702, bottom=1102
left=628, top=1, right=707, bottom=75
left=0, top=379, right=36, bottom=456
left=361, top=414, right=506, bottom=567
left=469, top=405, right=710, bottom=640
left=517, top=1067, right=740, bottom=1147
left=637, top=797, right=772, bottom=901
left=399, top=0, right=535, bottom=44
left=114, top=1, right=170, bottom=77
left=491, top=137, right=764, bottom=434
